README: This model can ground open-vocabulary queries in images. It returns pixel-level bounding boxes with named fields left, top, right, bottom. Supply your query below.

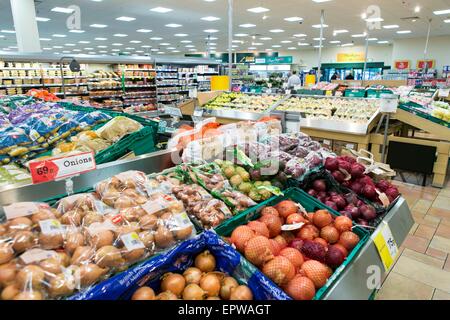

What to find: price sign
left=192, top=108, right=204, bottom=124
left=380, top=94, right=399, bottom=113
left=164, top=106, right=183, bottom=118
left=28, top=152, right=96, bottom=184
left=372, top=221, right=399, bottom=271
left=438, top=88, right=449, bottom=98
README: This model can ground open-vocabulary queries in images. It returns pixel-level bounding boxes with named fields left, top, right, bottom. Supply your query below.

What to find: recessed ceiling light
left=239, top=24, right=256, bottom=28
left=42, top=47, right=52, bottom=50
left=150, top=37, right=163, bottom=40
left=206, top=36, right=218, bottom=40
left=189, top=48, right=197, bottom=51
left=397, top=30, right=411, bottom=34
left=114, top=34, right=128, bottom=37
left=253, top=42, right=263, bottom=46
left=150, top=7, right=173, bottom=13
left=312, top=24, right=328, bottom=28
left=136, top=29, right=152, bottom=33
left=378, top=40, right=389, bottom=44
left=136, top=50, right=144, bottom=53
left=116, top=16, right=136, bottom=21
left=284, top=17, right=303, bottom=22
left=313, top=37, right=326, bottom=40
left=341, top=43, right=354, bottom=47
left=352, top=33, right=367, bottom=38
left=160, top=43, right=171, bottom=46
left=368, top=38, right=378, bottom=41
left=73, top=49, right=82, bottom=52
left=90, top=24, right=108, bottom=28
left=270, top=29, right=285, bottom=33
left=180, top=40, right=192, bottom=43
left=165, top=23, right=182, bottom=28
left=111, top=49, right=120, bottom=52
left=298, top=42, right=310, bottom=46
left=260, top=37, right=272, bottom=40
left=383, top=25, right=399, bottom=29
left=201, top=16, right=221, bottom=21
left=79, top=41, right=90, bottom=44
left=112, top=43, right=123, bottom=46
left=130, top=40, right=141, bottom=44
left=174, top=34, right=188, bottom=37
left=69, top=30, right=85, bottom=33
left=433, top=9, right=450, bottom=15
left=330, top=40, right=341, bottom=44
left=141, top=45, right=151, bottom=48
left=185, top=45, right=195, bottom=48
left=65, top=43, right=76, bottom=46
left=53, top=46, right=63, bottom=49
left=36, top=17, right=50, bottom=22
left=53, top=34, right=66, bottom=37
left=95, top=37, right=107, bottom=40
left=125, top=47, right=135, bottom=50
left=272, top=45, right=281, bottom=48
left=1, top=30, right=15, bottom=34
left=235, top=33, right=248, bottom=37
left=51, top=7, right=74, bottom=13
left=333, top=29, right=348, bottom=35
left=247, top=7, right=270, bottom=13
left=281, top=40, right=292, bottom=43
left=99, top=50, right=108, bottom=53
left=97, top=45, right=108, bottom=48
left=204, top=29, right=219, bottom=33
left=293, top=34, right=307, bottom=38
left=40, top=38, right=51, bottom=41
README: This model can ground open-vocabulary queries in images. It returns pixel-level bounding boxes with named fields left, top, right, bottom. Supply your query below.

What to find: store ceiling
left=0, top=0, right=449, bottom=56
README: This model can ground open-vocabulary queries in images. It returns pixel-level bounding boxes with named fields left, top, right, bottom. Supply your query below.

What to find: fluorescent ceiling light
left=333, top=30, right=348, bottom=36
left=232, top=45, right=239, bottom=48
left=160, top=43, right=171, bottom=46
left=62, top=50, right=71, bottom=54
left=270, top=29, right=285, bottom=33
left=329, top=40, right=341, bottom=44
left=383, top=25, right=399, bottom=29
left=90, top=24, right=107, bottom=28
left=365, top=17, right=384, bottom=22
left=112, top=43, right=123, bottom=46
left=341, top=43, right=354, bottom=47
left=248, top=47, right=257, bottom=50
left=433, top=9, right=450, bottom=15
left=253, top=42, right=263, bottom=46
left=272, top=45, right=281, bottom=48
left=99, top=50, right=108, bottom=53
left=167, top=47, right=176, bottom=50
left=293, top=33, right=307, bottom=38
left=166, top=23, right=182, bottom=28
left=65, top=43, right=76, bottom=46
left=247, top=7, right=270, bottom=13
left=314, top=37, right=325, bottom=40
left=137, top=29, right=152, bottom=33
left=53, top=46, right=63, bottom=49
left=397, top=30, right=411, bottom=34
left=40, top=38, right=51, bottom=41
left=69, top=30, right=85, bottom=33
left=42, top=48, right=52, bottom=50
left=84, top=47, right=94, bottom=50
left=312, top=0, right=333, bottom=2
left=114, top=34, right=128, bottom=37
left=150, top=7, right=173, bottom=13
left=368, top=38, right=378, bottom=41
left=125, top=47, right=135, bottom=50
left=111, top=49, right=120, bottom=52
left=51, top=7, right=74, bottom=13
left=79, top=41, right=90, bottom=44
left=150, top=37, right=163, bottom=40
left=95, top=38, right=107, bottom=41
left=180, top=40, right=192, bottom=43
left=97, top=45, right=108, bottom=48
left=312, top=24, right=328, bottom=28
left=73, top=49, right=82, bottom=52
left=172, top=50, right=180, bottom=53
left=287, top=47, right=297, bottom=50
left=281, top=40, right=292, bottom=43
left=284, top=17, right=303, bottom=22
left=201, top=16, right=220, bottom=21
left=352, top=33, right=367, bottom=38
left=136, top=50, right=144, bottom=53
left=185, top=45, right=195, bottom=48
left=130, top=40, right=141, bottom=43
left=157, top=52, right=165, bottom=54
left=260, top=37, right=272, bottom=40
left=204, top=29, right=219, bottom=33
left=206, top=36, right=218, bottom=40
left=445, top=19, right=450, bottom=23
left=174, top=34, right=188, bottom=37
left=53, top=34, right=66, bottom=37
left=1, top=30, right=15, bottom=33
left=378, top=40, right=389, bottom=44
left=36, top=17, right=50, bottom=22
left=232, top=40, right=242, bottom=43
left=235, top=33, right=248, bottom=37
left=116, top=16, right=136, bottom=22
left=298, top=42, right=310, bottom=46
left=141, top=45, right=151, bottom=48
left=314, top=45, right=323, bottom=48
left=239, top=24, right=256, bottom=28
left=189, top=49, right=197, bottom=51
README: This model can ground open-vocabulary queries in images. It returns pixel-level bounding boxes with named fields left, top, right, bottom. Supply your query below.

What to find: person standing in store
left=330, top=72, right=340, bottom=81
left=345, top=71, right=355, bottom=80
left=287, top=70, right=302, bottom=88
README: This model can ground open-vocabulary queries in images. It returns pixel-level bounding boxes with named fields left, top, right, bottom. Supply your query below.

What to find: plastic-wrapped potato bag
left=95, top=116, right=142, bottom=143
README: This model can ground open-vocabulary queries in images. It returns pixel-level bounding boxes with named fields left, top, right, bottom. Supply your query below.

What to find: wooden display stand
left=178, top=99, right=195, bottom=116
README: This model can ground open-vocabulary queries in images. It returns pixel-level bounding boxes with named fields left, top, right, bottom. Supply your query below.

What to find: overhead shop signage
left=417, top=59, right=435, bottom=69
left=394, top=60, right=410, bottom=70
left=336, top=52, right=365, bottom=63
left=255, top=56, right=293, bottom=65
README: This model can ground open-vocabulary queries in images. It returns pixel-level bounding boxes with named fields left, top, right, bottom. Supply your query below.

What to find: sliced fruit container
left=215, top=187, right=370, bottom=300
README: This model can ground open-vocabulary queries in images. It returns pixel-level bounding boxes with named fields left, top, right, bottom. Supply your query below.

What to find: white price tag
left=173, top=212, right=193, bottom=229
left=438, top=88, right=450, bottom=98
left=39, top=219, right=64, bottom=235
left=20, top=249, right=58, bottom=264
left=3, top=202, right=50, bottom=220
left=193, top=109, right=204, bottom=117
left=121, top=232, right=145, bottom=251
left=371, top=221, right=399, bottom=271
left=142, top=199, right=168, bottom=215
left=380, top=94, right=399, bottom=113
left=165, top=106, right=183, bottom=117
left=281, top=222, right=305, bottom=231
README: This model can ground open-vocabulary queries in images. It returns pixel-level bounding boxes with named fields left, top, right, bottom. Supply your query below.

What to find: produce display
left=0, top=170, right=196, bottom=300
left=431, top=101, right=450, bottom=123
left=131, top=250, right=253, bottom=300
left=203, top=92, right=282, bottom=113
left=276, top=97, right=380, bottom=123
left=0, top=164, right=31, bottom=187
left=229, top=201, right=362, bottom=300
left=0, top=102, right=111, bottom=164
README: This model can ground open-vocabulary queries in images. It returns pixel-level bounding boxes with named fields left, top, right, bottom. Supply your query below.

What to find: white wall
left=279, top=35, right=450, bottom=73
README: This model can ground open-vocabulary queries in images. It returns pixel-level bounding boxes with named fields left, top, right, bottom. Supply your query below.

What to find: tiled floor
left=376, top=178, right=450, bottom=300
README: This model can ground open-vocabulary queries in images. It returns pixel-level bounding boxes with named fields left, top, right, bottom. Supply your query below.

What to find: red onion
left=359, top=204, right=377, bottom=221
left=350, top=182, right=363, bottom=194
left=338, top=160, right=351, bottom=173
left=362, top=185, right=377, bottom=200
left=307, top=189, right=317, bottom=197
left=312, top=180, right=327, bottom=192
left=289, top=239, right=304, bottom=251
left=376, top=180, right=390, bottom=192
left=324, top=201, right=338, bottom=211
left=385, top=187, right=399, bottom=199
left=344, top=193, right=358, bottom=205
left=350, top=163, right=365, bottom=178
left=325, top=157, right=339, bottom=172
left=331, top=195, right=346, bottom=210
left=332, top=171, right=345, bottom=183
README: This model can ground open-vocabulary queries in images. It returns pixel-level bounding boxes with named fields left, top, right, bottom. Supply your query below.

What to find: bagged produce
left=96, top=116, right=142, bottom=142
left=0, top=164, right=31, bottom=187
left=68, top=231, right=289, bottom=300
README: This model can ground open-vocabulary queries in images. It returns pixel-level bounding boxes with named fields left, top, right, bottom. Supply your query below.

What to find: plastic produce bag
left=68, top=231, right=290, bottom=300
left=95, top=116, right=142, bottom=142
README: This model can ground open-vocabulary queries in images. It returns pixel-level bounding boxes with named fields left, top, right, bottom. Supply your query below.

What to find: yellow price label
left=326, top=90, right=333, bottom=96
left=372, top=222, right=399, bottom=271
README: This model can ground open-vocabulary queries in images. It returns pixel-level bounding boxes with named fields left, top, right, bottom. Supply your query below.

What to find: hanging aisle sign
left=417, top=60, right=435, bottom=69
left=337, top=52, right=365, bottom=62
left=394, top=60, right=410, bottom=70
left=28, top=152, right=96, bottom=184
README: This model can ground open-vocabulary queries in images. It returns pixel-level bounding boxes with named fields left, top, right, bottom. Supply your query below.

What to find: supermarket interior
left=0, top=0, right=449, bottom=302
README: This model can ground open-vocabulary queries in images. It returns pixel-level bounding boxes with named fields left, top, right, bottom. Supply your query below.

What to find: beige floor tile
left=439, top=189, right=450, bottom=198
left=436, top=224, right=450, bottom=240
left=426, top=247, right=448, bottom=261
left=414, top=224, right=436, bottom=240
left=420, top=215, right=442, bottom=228
left=429, top=236, right=450, bottom=254
left=409, top=223, right=419, bottom=235
left=433, top=289, right=450, bottom=300
left=445, top=257, right=450, bottom=272
left=402, top=234, right=430, bottom=253
left=392, top=255, right=450, bottom=293
left=432, top=196, right=450, bottom=211
left=428, top=207, right=450, bottom=219
left=377, top=272, right=434, bottom=300
left=413, top=199, right=433, bottom=213
left=441, top=218, right=450, bottom=227
left=412, top=186, right=441, bottom=196
left=402, top=248, right=445, bottom=268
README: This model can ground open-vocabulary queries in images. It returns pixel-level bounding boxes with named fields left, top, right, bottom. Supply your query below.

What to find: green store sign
left=255, top=56, right=293, bottom=64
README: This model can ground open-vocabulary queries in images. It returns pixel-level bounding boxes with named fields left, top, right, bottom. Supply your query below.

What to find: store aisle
left=377, top=178, right=450, bottom=300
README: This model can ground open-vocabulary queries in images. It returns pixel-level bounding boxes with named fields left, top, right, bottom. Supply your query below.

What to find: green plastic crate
left=344, top=89, right=366, bottom=98
left=215, top=187, right=370, bottom=300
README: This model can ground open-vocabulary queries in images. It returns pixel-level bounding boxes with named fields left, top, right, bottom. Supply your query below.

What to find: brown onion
left=157, top=291, right=178, bottom=300
left=220, top=276, right=238, bottom=300
left=200, top=273, right=221, bottom=297
left=182, top=283, right=205, bottom=300
left=194, top=250, right=216, bottom=272
left=0, top=263, right=17, bottom=286
left=1, top=284, right=20, bottom=300
left=0, top=243, right=14, bottom=265
left=229, top=285, right=253, bottom=300
left=183, top=267, right=202, bottom=285
left=161, top=273, right=186, bottom=297
left=132, top=287, right=155, bottom=300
